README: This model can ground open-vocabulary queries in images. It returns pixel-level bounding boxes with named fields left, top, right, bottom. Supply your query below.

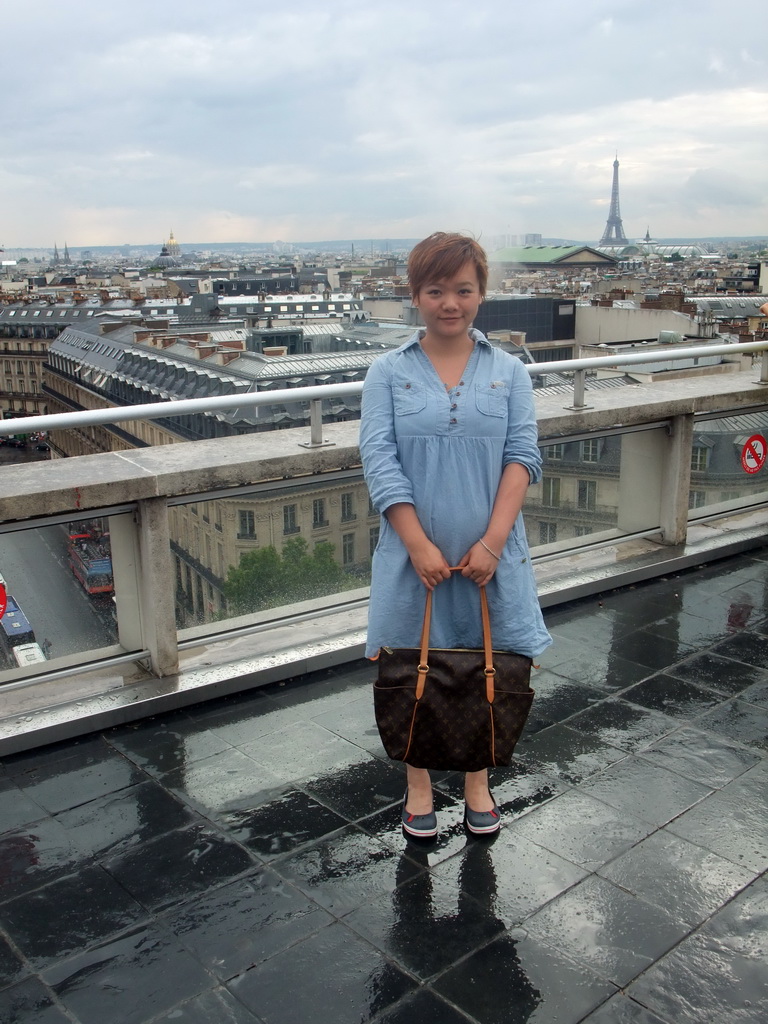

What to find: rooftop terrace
left=1, top=548, right=766, bottom=1024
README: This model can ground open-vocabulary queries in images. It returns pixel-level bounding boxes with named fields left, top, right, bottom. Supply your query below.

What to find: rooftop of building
left=490, top=245, right=618, bottom=265
left=0, top=548, right=766, bottom=1023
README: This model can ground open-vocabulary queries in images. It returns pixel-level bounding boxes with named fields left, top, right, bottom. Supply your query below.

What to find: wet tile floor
left=1, top=549, right=767, bottom=1023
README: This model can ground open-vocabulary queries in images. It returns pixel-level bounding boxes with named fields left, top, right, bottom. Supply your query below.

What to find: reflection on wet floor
left=1, top=549, right=767, bottom=1023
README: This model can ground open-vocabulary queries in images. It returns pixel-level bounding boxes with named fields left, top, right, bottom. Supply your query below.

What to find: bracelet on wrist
left=479, top=539, right=501, bottom=561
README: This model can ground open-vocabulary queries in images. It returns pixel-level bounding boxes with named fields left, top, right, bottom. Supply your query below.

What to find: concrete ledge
left=3, top=368, right=768, bottom=522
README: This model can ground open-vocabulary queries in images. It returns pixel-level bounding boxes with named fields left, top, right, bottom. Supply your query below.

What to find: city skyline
left=2, top=0, right=767, bottom=248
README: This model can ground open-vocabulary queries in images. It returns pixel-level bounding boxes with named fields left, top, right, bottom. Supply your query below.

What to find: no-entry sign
left=741, top=434, right=767, bottom=474
left=0, top=583, right=6, bottom=620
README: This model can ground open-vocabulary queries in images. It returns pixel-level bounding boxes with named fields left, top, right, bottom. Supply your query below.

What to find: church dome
left=151, top=245, right=178, bottom=269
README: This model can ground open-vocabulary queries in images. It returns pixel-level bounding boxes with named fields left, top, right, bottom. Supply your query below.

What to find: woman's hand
left=459, top=541, right=500, bottom=586
left=384, top=504, right=451, bottom=590
left=408, top=539, right=452, bottom=591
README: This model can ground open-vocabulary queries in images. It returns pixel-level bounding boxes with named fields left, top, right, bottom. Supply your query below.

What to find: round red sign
left=0, top=583, right=6, bottom=620
left=741, top=434, right=767, bottom=475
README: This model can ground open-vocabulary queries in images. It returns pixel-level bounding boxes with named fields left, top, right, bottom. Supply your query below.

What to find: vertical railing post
left=566, top=369, right=592, bottom=411
left=309, top=398, right=324, bottom=446
left=659, top=413, right=695, bottom=545
left=135, top=496, right=179, bottom=676
left=759, top=349, right=768, bottom=384
left=299, top=398, right=335, bottom=448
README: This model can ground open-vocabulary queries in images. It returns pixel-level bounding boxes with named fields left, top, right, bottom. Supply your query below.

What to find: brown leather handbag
left=374, top=574, right=534, bottom=772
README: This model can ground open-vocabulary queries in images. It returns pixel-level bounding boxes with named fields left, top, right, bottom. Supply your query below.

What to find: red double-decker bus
left=67, top=525, right=114, bottom=596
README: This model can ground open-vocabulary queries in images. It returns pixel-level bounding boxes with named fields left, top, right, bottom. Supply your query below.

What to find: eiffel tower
left=599, top=156, right=629, bottom=245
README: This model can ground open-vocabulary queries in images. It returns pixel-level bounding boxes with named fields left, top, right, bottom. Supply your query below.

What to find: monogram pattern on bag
left=374, top=647, right=534, bottom=772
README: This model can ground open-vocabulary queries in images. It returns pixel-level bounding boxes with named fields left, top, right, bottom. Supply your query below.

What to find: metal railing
left=2, top=346, right=768, bottom=752
left=3, top=339, right=768, bottom=444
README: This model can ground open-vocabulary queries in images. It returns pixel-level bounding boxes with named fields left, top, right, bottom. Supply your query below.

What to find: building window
left=283, top=503, right=299, bottom=534
left=546, top=444, right=564, bottom=461
left=539, top=522, right=557, bottom=544
left=312, top=498, right=328, bottom=528
left=574, top=526, right=592, bottom=537
left=581, top=439, right=600, bottom=463
left=691, top=446, right=709, bottom=472
left=238, top=509, right=255, bottom=538
left=342, top=533, right=355, bottom=565
left=369, top=525, right=380, bottom=557
left=341, top=492, right=355, bottom=522
left=542, top=477, right=561, bottom=507
left=577, top=479, right=597, bottom=511
left=689, top=490, right=707, bottom=509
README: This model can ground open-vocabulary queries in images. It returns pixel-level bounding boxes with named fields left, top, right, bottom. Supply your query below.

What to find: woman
left=360, top=232, right=551, bottom=838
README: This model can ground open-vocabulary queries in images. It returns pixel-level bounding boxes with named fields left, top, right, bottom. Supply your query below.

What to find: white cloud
left=2, top=0, right=767, bottom=246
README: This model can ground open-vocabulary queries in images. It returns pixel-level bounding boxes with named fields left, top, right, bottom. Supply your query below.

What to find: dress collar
left=398, top=328, right=489, bottom=353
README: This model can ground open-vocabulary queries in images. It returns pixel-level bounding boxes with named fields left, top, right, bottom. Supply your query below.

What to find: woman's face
left=413, top=260, right=482, bottom=343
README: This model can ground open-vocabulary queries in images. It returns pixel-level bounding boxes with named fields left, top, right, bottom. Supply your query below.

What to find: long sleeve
left=502, top=358, right=542, bottom=485
left=359, top=354, right=414, bottom=515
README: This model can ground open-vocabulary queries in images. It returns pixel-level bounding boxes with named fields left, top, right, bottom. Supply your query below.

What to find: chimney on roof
left=99, top=321, right=128, bottom=335
left=263, top=345, right=288, bottom=357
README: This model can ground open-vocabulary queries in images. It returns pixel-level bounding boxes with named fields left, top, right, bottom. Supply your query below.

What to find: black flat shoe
left=401, top=790, right=437, bottom=838
left=464, top=800, right=501, bottom=835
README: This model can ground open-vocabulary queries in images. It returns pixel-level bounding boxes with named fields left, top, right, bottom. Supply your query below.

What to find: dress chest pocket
left=393, top=381, right=427, bottom=416
left=475, top=382, right=508, bottom=418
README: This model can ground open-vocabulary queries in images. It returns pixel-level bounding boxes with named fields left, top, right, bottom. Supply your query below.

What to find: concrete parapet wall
left=576, top=304, right=696, bottom=345
left=1, top=368, right=768, bottom=524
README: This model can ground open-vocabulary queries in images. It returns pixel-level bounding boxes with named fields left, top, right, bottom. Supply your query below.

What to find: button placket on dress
left=447, top=379, right=465, bottom=428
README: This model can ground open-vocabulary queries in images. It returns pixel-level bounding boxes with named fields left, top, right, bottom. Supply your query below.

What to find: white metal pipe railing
left=3, top=339, right=768, bottom=438
left=0, top=381, right=361, bottom=437
left=521, top=339, right=768, bottom=375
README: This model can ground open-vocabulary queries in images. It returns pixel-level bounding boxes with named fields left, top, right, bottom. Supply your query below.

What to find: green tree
left=224, top=546, right=283, bottom=613
left=223, top=537, right=347, bottom=614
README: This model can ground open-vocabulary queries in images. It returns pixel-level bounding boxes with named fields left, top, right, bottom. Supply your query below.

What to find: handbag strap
left=416, top=568, right=496, bottom=704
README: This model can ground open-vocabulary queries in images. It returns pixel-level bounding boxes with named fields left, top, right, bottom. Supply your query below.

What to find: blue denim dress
left=360, top=329, right=552, bottom=659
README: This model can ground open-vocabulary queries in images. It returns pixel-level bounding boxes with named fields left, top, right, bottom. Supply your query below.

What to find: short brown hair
left=407, top=232, right=488, bottom=300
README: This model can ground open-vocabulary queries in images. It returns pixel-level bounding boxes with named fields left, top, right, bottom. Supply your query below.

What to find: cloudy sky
left=2, top=0, right=766, bottom=249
